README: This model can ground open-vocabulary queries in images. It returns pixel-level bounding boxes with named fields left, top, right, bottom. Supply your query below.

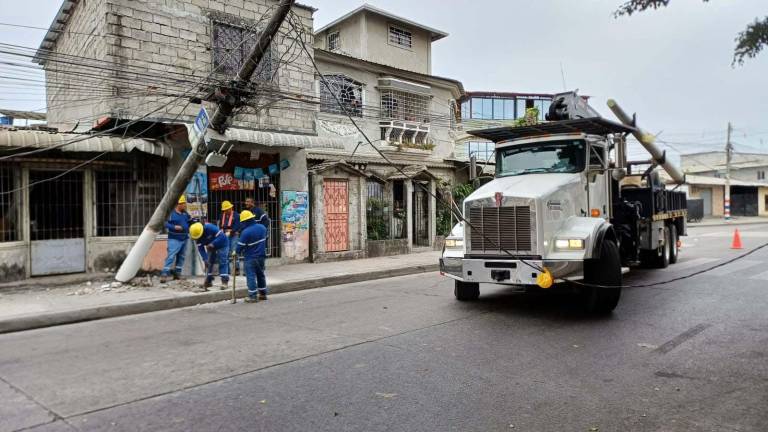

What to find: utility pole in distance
left=115, top=0, right=296, bottom=282
left=725, top=121, right=733, bottom=221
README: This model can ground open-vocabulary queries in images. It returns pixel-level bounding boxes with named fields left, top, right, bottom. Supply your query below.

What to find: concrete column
left=405, top=179, right=413, bottom=250
left=83, top=169, right=94, bottom=272
left=428, top=179, right=436, bottom=248
left=360, top=177, right=367, bottom=253
left=20, top=166, right=30, bottom=278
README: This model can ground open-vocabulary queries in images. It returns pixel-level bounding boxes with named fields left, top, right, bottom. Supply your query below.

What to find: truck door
left=587, top=144, right=610, bottom=219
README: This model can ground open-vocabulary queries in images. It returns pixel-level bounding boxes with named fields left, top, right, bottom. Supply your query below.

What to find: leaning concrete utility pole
left=725, top=121, right=733, bottom=221
left=607, top=99, right=686, bottom=185
left=116, top=0, right=296, bottom=282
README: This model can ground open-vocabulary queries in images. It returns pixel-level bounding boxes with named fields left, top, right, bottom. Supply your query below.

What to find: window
left=0, top=164, right=19, bottom=242
left=388, top=26, right=412, bottom=49
left=320, top=75, right=363, bottom=117
left=327, top=31, right=340, bottom=51
left=758, top=170, right=765, bottom=180
left=380, top=89, right=430, bottom=122
left=461, top=101, right=470, bottom=119
left=497, top=140, right=586, bottom=177
left=466, top=141, right=495, bottom=162
left=212, top=22, right=274, bottom=81
left=366, top=181, right=390, bottom=240
left=95, top=158, right=166, bottom=237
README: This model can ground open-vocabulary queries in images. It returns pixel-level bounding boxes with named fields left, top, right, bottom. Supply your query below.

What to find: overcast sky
left=2, top=0, right=766, bottom=158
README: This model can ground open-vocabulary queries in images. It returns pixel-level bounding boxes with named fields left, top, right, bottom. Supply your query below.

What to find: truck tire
left=640, top=226, right=670, bottom=269
left=581, top=239, right=622, bottom=314
left=669, top=224, right=679, bottom=264
left=454, top=281, right=480, bottom=301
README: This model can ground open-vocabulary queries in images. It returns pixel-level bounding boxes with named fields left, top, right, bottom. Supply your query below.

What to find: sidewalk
left=0, top=251, right=440, bottom=334
left=688, top=216, right=768, bottom=227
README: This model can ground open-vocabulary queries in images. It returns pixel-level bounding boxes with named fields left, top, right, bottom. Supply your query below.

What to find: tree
left=614, top=0, right=768, bottom=65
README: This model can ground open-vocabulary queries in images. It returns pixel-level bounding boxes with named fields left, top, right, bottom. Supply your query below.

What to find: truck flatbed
left=467, top=117, right=636, bottom=142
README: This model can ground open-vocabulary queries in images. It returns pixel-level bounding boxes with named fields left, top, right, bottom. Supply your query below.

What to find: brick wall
left=45, top=0, right=317, bottom=134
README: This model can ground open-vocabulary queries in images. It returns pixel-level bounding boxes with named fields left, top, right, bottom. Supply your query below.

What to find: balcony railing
left=379, top=120, right=430, bottom=148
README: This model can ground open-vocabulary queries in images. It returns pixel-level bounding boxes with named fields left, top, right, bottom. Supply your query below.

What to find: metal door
left=324, top=179, right=349, bottom=252
left=412, top=185, right=430, bottom=246
left=29, top=170, right=86, bottom=276
left=700, top=189, right=712, bottom=216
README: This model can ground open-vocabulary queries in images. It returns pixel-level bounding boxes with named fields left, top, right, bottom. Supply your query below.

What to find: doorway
left=412, top=182, right=430, bottom=247
left=323, top=179, right=349, bottom=252
left=29, top=169, right=85, bottom=276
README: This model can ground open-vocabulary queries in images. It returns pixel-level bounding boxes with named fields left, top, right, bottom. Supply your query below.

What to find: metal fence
left=366, top=181, right=390, bottom=240
left=94, top=158, right=166, bottom=237
left=0, top=164, right=19, bottom=242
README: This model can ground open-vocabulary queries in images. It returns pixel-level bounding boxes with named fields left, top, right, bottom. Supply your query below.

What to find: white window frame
left=327, top=31, right=340, bottom=52
left=388, top=25, right=413, bottom=50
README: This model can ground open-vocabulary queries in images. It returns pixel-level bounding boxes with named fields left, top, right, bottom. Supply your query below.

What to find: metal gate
left=700, top=188, right=712, bottom=216
left=731, top=186, right=758, bottom=217
left=324, top=179, right=349, bottom=252
left=412, top=184, right=430, bottom=246
left=29, top=170, right=85, bottom=276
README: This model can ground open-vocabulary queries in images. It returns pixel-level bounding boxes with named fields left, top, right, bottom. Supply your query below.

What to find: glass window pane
left=516, top=99, right=526, bottom=119
left=461, top=101, right=470, bottom=119
left=493, top=99, right=504, bottom=120
left=471, top=98, right=483, bottom=119
left=503, top=99, right=515, bottom=120
left=541, top=100, right=551, bottom=120
left=481, top=98, right=493, bottom=120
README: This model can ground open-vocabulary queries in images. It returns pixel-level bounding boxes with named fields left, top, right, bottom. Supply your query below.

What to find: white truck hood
left=467, top=173, right=582, bottom=201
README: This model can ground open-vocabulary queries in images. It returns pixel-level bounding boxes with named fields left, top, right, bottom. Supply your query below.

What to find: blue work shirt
left=195, top=223, right=228, bottom=261
left=218, top=210, right=241, bottom=234
left=236, top=220, right=268, bottom=259
left=251, top=207, right=271, bottom=231
left=165, top=209, right=191, bottom=241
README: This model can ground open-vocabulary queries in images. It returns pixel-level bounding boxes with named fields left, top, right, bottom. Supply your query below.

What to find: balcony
left=379, top=120, right=431, bottom=150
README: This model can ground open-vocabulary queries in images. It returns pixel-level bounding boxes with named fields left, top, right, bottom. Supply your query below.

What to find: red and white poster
left=209, top=172, right=240, bottom=191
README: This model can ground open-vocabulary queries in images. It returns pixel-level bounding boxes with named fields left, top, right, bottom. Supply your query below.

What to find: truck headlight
left=554, top=238, right=585, bottom=250
left=444, top=238, right=464, bottom=249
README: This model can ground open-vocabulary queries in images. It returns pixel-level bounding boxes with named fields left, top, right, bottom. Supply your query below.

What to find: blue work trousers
left=245, top=257, right=267, bottom=298
left=205, top=246, right=230, bottom=284
left=161, top=238, right=187, bottom=276
left=228, top=234, right=241, bottom=273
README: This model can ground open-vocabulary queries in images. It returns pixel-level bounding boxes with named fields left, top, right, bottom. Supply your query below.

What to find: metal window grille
left=320, top=75, right=363, bottom=117
left=0, top=164, right=20, bottom=242
left=388, top=26, right=412, bottom=49
left=94, top=158, right=166, bottom=237
left=327, top=31, right=340, bottom=51
left=366, top=181, right=390, bottom=240
left=213, top=22, right=275, bottom=82
left=412, top=184, right=430, bottom=246
left=380, top=89, right=430, bottom=123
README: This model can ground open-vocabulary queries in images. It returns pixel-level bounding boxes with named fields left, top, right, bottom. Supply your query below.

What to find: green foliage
left=366, top=198, right=390, bottom=240
left=436, top=182, right=477, bottom=236
left=614, top=0, right=766, bottom=65
left=514, top=107, right=539, bottom=127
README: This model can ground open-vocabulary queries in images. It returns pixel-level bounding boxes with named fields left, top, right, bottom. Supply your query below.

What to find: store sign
left=209, top=172, right=240, bottom=191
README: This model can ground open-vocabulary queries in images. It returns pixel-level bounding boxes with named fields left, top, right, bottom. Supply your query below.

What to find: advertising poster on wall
left=185, top=167, right=208, bottom=219
left=281, top=191, right=309, bottom=261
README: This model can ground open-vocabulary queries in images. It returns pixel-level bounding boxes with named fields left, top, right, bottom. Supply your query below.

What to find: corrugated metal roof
left=387, top=164, right=437, bottom=180
left=225, top=128, right=345, bottom=150
left=0, top=129, right=173, bottom=158
left=0, top=109, right=47, bottom=121
left=307, top=150, right=456, bottom=168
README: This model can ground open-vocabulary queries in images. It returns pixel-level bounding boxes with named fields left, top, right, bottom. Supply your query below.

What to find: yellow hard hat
left=221, top=200, right=233, bottom=211
left=178, top=195, right=187, bottom=204
left=189, top=222, right=204, bottom=240
left=240, top=210, right=255, bottom=223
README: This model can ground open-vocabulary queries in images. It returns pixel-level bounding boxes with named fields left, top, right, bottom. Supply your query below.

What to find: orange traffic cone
left=731, top=229, right=743, bottom=250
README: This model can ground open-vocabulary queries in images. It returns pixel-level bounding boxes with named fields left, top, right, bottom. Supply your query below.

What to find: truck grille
left=468, top=206, right=533, bottom=253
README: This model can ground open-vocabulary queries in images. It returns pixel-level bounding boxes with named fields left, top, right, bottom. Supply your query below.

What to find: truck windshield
left=496, top=140, right=586, bottom=177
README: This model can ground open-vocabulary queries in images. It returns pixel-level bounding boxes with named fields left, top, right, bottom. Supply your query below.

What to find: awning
left=224, top=128, right=345, bottom=150
left=377, top=77, right=432, bottom=96
left=0, top=129, right=174, bottom=158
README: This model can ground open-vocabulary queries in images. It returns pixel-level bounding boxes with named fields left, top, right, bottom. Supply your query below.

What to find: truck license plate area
left=484, top=262, right=517, bottom=269
left=491, top=270, right=511, bottom=282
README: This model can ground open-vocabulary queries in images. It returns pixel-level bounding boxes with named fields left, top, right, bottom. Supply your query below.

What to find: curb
left=0, top=264, right=439, bottom=334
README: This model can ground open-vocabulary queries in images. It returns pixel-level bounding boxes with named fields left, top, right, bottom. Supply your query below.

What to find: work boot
left=244, top=296, right=259, bottom=303
left=172, top=273, right=181, bottom=281
left=202, top=279, right=213, bottom=290
left=218, top=280, right=229, bottom=290
left=159, top=275, right=168, bottom=284
left=258, top=293, right=268, bottom=301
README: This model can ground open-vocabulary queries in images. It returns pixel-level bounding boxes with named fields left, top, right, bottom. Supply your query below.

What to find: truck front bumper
left=440, top=257, right=584, bottom=286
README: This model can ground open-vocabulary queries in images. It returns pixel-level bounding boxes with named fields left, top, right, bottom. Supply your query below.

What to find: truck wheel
left=454, top=281, right=480, bottom=301
left=669, top=224, right=679, bottom=264
left=640, top=226, right=670, bottom=269
left=581, top=239, right=622, bottom=314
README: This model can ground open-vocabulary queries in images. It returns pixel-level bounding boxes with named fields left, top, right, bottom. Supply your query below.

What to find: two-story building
left=310, top=5, right=465, bottom=260
left=0, top=0, right=329, bottom=282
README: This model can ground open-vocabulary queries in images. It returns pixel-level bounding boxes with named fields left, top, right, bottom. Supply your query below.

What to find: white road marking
left=706, top=260, right=763, bottom=277
left=671, top=257, right=719, bottom=271
left=699, top=231, right=768, bottom=238
left=749, top=270, right=768, bottom=281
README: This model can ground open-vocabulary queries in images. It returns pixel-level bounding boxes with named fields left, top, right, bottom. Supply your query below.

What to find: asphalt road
left=2, top=223, right=768, bottom=432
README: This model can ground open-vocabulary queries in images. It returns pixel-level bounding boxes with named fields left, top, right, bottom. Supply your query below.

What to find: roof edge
left=315, top=3, right=448, bottom=41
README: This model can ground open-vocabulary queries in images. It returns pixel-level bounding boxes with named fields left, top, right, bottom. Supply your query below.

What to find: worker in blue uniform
left=160, top=196, right=190, bottom=284
left=245, top=197, right=271, bottom=254
left=218, top=200, right=241, bottom=274
left=235, top=210, right=268, bottom=302
left=190, top=222, right=230, bottom=290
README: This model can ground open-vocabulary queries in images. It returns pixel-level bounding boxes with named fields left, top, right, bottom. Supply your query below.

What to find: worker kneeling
left=235, top=210, right=268, bottom=303
left=190, top=222, right=230, bottom=290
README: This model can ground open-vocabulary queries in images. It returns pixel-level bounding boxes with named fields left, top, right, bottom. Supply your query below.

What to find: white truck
left=440, top=95, right=687, bottom=313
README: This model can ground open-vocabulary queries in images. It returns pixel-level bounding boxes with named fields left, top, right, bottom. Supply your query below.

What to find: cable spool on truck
left=439, top=92, right=687, bottom=314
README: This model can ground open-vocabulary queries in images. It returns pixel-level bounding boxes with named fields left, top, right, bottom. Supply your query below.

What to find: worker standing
left=160, top=196, right=190, bottom=284
left=235, top=210, right=268, bottom=302
left=189, top=222, right=230, bottom=290
left=218, top=201, right=241, bottom=274
left=245, top=197, right=271, bottom=253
